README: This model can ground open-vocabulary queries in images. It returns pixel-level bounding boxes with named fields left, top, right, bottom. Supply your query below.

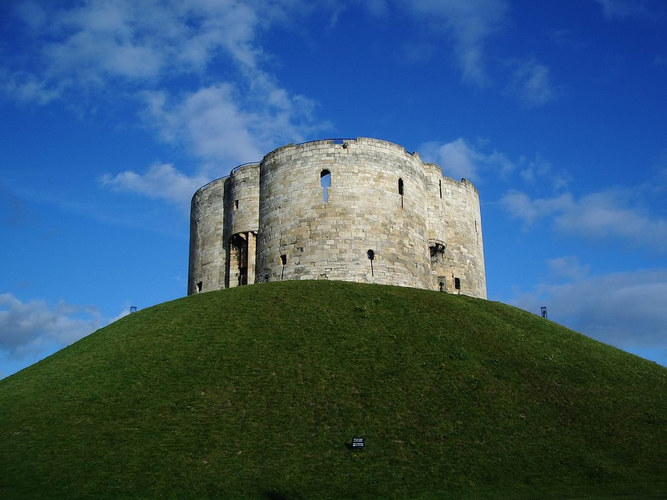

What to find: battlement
left=188, top=138, right=486, bottom=298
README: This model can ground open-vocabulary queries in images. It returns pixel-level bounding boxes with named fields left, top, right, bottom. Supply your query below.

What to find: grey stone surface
left=188, top=138, right=486, bottom=298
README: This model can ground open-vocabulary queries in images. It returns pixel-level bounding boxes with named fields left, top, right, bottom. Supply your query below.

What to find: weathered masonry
left=188, top=138, right=487, bottom=298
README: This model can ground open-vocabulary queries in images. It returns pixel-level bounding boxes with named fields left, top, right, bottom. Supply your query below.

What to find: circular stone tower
left=256, top=138, right=433, bottom=288
left=188, top=138, right=486, bottom=298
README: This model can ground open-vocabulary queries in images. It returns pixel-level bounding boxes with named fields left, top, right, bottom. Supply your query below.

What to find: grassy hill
left=1, top=280, right=665, bottom=499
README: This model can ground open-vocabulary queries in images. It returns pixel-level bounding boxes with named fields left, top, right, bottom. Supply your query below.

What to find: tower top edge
left=192, top=138, right=482, bottom=195
left=192, top=162, right=261, bottom=198
left=264, top=137, right=413, bottom=160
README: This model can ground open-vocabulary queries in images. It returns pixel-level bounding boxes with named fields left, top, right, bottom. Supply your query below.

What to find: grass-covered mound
left=1, top=280, right=665, bottom=499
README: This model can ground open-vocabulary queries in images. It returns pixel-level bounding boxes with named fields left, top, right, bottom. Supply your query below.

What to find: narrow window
left=234, top=199, right=239, bottom=210
left=439, top=281, right=445, bottom=292
left=367, top=249, right=375, bottom=276
left=454, top=277, right=461, bottom=290
left=320, top=170, right=331, bottom=203
left=439, top=179, right=442, bottom=199
left=398, top=178, right=404, bottom=209
left=196, top=281, right=203, bottom=293
left=280, top=254, right=287, bottom=265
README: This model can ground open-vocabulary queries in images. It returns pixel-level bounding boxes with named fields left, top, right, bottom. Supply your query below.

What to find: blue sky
left=1, top=0, right=666, bottom=378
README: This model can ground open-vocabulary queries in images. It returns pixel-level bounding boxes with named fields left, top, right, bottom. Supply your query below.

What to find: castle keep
left=188, top=138, right=487, bottom=298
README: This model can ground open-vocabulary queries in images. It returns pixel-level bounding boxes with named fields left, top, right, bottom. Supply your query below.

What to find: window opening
left=454, top=277, right=461, bottom=290
left=320, top=170, right=331, bottom=203
left=280, top=254, right=287, bottom=279
left=439, top=179, right=442, bottom=199
left=367, top=249, right=375, bottom=276
left=439, top=281, right=445, bottom=292
left=234, top=199, right=239, bottom=210
left=398, top=178, right=404, bottom=209
left=230, top=233, right=249, bottom=287
left=196, top=281, right=202, bottom=293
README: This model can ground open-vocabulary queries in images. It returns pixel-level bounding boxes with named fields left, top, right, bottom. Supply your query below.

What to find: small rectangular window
left=454, top=277, right=461, bottom=290
left=320, top=170, right=331, bottom=203
left=234, top=200, right=239, bottom=210
left=280, top=254, right=287, bottom=265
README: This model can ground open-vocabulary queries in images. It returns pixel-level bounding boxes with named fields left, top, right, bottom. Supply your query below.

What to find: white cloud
left=596, top=0, right=635, bottom=18
left=1, top=71, right=66, bottom=105
left=0, top=293, right=102, bottom=357
left=420, top=139, right=572, bottom=190
left=420, top=139, right=479, bottom=180
left=501, top=190, right=574, bottom=225
left=142, top=85, right=265, bottom=165
left=112, top=80, right=327, bottom=206
left=501, top=189, right=667, bottom=252
left=517, top=154, right=570, bottom=189
left=102, top=78, right=325, bottom=207
left=594, top=0, right=657, bottom=19
left=510, top=267, right=667, bottom=364
left=12, top=1, right=47, bottom=31
left=14, top=1, right=333, bottom=206
left=419, top=138, right=515, bottom=181
left=555, top=192, right=667, bottom=248
left=507, top=58, right=558, bottom=107
left=100, top=163, right=209, bottom=206
left=6, top=0, right=273, bottom=97
left=397, top=2, right=562, bottom=105
left=547, top=256, right=591, bottom=282
left=142, top=82, right=323, bottom=167
left=401, top=0, right=508, bottom=86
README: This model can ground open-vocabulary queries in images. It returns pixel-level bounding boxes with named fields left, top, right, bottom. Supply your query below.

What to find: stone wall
left=440, top=177, right=486, bottom=298
left=188, top=178, right=226, bottom=295
left=225, top=163, right=260, bottom=288
left=226, top=163, right=260, bottom=236
left=188, top=138, right=487, bottom=299
left=256, top=138, right=433, bottom=288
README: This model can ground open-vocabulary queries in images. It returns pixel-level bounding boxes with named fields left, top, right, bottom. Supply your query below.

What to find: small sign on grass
left=351, top=437, right=365, bottom=450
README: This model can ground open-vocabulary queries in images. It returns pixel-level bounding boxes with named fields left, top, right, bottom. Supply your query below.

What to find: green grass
left=1, top=280, right=665, bottom=499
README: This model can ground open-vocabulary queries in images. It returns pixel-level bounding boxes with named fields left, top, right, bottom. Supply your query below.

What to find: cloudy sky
left=1, top=0, right=666, bottom=378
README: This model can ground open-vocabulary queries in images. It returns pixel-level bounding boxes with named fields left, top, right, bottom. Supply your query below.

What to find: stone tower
left=188, top=138, right=486, bottom=298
